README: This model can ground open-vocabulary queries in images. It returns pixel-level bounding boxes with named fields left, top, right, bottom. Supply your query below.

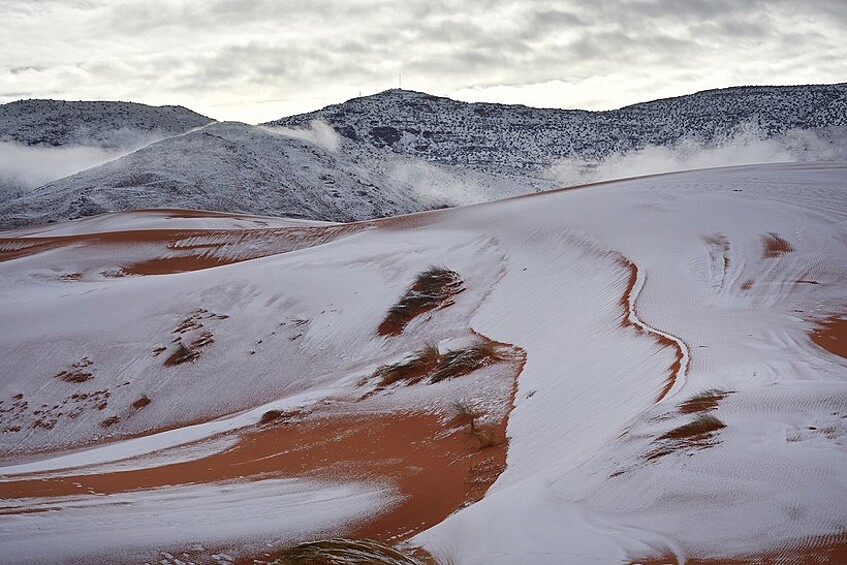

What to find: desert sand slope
left=0, top=162, right=845, bottom=563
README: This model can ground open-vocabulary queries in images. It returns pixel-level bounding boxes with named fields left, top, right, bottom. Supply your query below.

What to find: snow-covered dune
left=0, top=162, right=845, bottom=563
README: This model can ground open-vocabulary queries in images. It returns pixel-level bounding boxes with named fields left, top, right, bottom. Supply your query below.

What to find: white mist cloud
left=544, top=124, right=847, bottom=187
left=266, top=120, right=341, bottom=152
left=0, top=142, right=129, bottom=195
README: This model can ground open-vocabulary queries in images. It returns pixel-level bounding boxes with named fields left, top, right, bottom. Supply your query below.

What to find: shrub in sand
left=373, top=341, right=504, bottom=389
left=274, top=538, right=436, bottom=565
left=429, top=342, right=502, bottom=384
left=373, top=343, right=442, bottom=387
left=378, top=266, right=464, bottom=336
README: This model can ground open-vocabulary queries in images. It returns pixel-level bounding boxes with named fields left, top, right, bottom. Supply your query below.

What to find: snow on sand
left=0, top=162, right=845, bottom=563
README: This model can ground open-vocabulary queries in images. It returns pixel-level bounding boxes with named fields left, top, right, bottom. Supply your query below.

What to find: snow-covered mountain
left=2, top=84, right=846, bottom=230
left=268, top=83, right=847, bottom=170
left=0, top=120, right=533, bottom=229
left=1, top=162, right=845, bottom=563
left=0, top=99, right=212, bottom=148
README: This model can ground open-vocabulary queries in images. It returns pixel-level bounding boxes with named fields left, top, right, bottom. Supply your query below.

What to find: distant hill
left=0, top=121, right=517, bottom=229
left=0, top=99, right=213, bottom=148
left=266, top=83, right=847, bottom=170
left=2, top=84, right=846, bottom=230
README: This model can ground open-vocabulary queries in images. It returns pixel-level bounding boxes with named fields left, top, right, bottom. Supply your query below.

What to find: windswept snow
left=0, top=478, right=397, bottom=564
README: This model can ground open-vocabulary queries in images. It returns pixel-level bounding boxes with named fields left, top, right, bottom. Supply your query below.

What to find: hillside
left=0, top=163, right=844, bottom=563
left=267, top=83, right=847, bottom=169
left=0, top=120, right=536, bottom=229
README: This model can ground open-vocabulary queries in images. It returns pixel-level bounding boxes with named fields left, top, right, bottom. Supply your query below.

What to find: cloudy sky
left=2, top=0, right=846, bottom=124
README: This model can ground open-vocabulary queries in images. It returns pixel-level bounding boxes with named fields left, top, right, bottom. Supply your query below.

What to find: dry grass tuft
left=55, top=370, right=93, bottom=383
left=678, top=389, right=731, bottom=414
left=450, top=401, right=502, bottom=449
left=372, top=341, right=504, bottom=389
left=374, top=343, right=442, bottom=387
left=274, top=538, right=435, bottom=565
left=451, top=401, right=482, bottom=430
left=430, top=342, right=502, bottom=384
left=378, top=266, right=464, bottom=336
left=55, top=357, right=94, bottom=383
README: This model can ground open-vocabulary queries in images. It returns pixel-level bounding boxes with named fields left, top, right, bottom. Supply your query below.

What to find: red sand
left=0, top=224, right=362, bottom=275
left=811, top=315, right=847, bottom=359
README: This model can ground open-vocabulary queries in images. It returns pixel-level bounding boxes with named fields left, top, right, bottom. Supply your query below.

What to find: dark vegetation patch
left=373, top=344, right=441, bottom=387
left=259, top=410, right=284, bottom=425
left=131, top=395, right=151, bottom=410
left=164, top=308, right=227, bottom=366
left=1, top=389, right=111, bottom=435
left=55, top=357, right=94, bottom=383
left=430, top=342, right=502, bottom=384
left=372, top=341, right=505, bottom=389
left=274, top=537, right=433, bottom=565
left=164, top=331, right=214, bottom=366
left=173, top=308, right=228, bottom=336
left=165, top=341, right=200, bottom=366
left=100, top=415, right=120, bottom=428
left=378, top=266, right=464, bottom=336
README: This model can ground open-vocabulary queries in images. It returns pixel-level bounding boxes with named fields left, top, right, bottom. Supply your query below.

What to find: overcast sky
left=1, top=0, right=846, bottom=124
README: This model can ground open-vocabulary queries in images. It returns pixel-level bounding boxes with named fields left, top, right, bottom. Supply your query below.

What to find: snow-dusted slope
left=0, top=120, right=533, bottom=229
left=0, top=162, right=845, bottom=563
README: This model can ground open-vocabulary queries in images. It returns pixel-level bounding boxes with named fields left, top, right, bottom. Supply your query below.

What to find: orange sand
left=0, top=224, right=362, bottom=275
left=811, top=315, right=847, bottom=359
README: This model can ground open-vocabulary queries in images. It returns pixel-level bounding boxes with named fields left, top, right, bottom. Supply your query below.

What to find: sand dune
left=1, top=163, right=846, bottom=563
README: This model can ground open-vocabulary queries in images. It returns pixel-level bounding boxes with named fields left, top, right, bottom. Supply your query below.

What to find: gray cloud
left=1, top=0, right=845, bottom=122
